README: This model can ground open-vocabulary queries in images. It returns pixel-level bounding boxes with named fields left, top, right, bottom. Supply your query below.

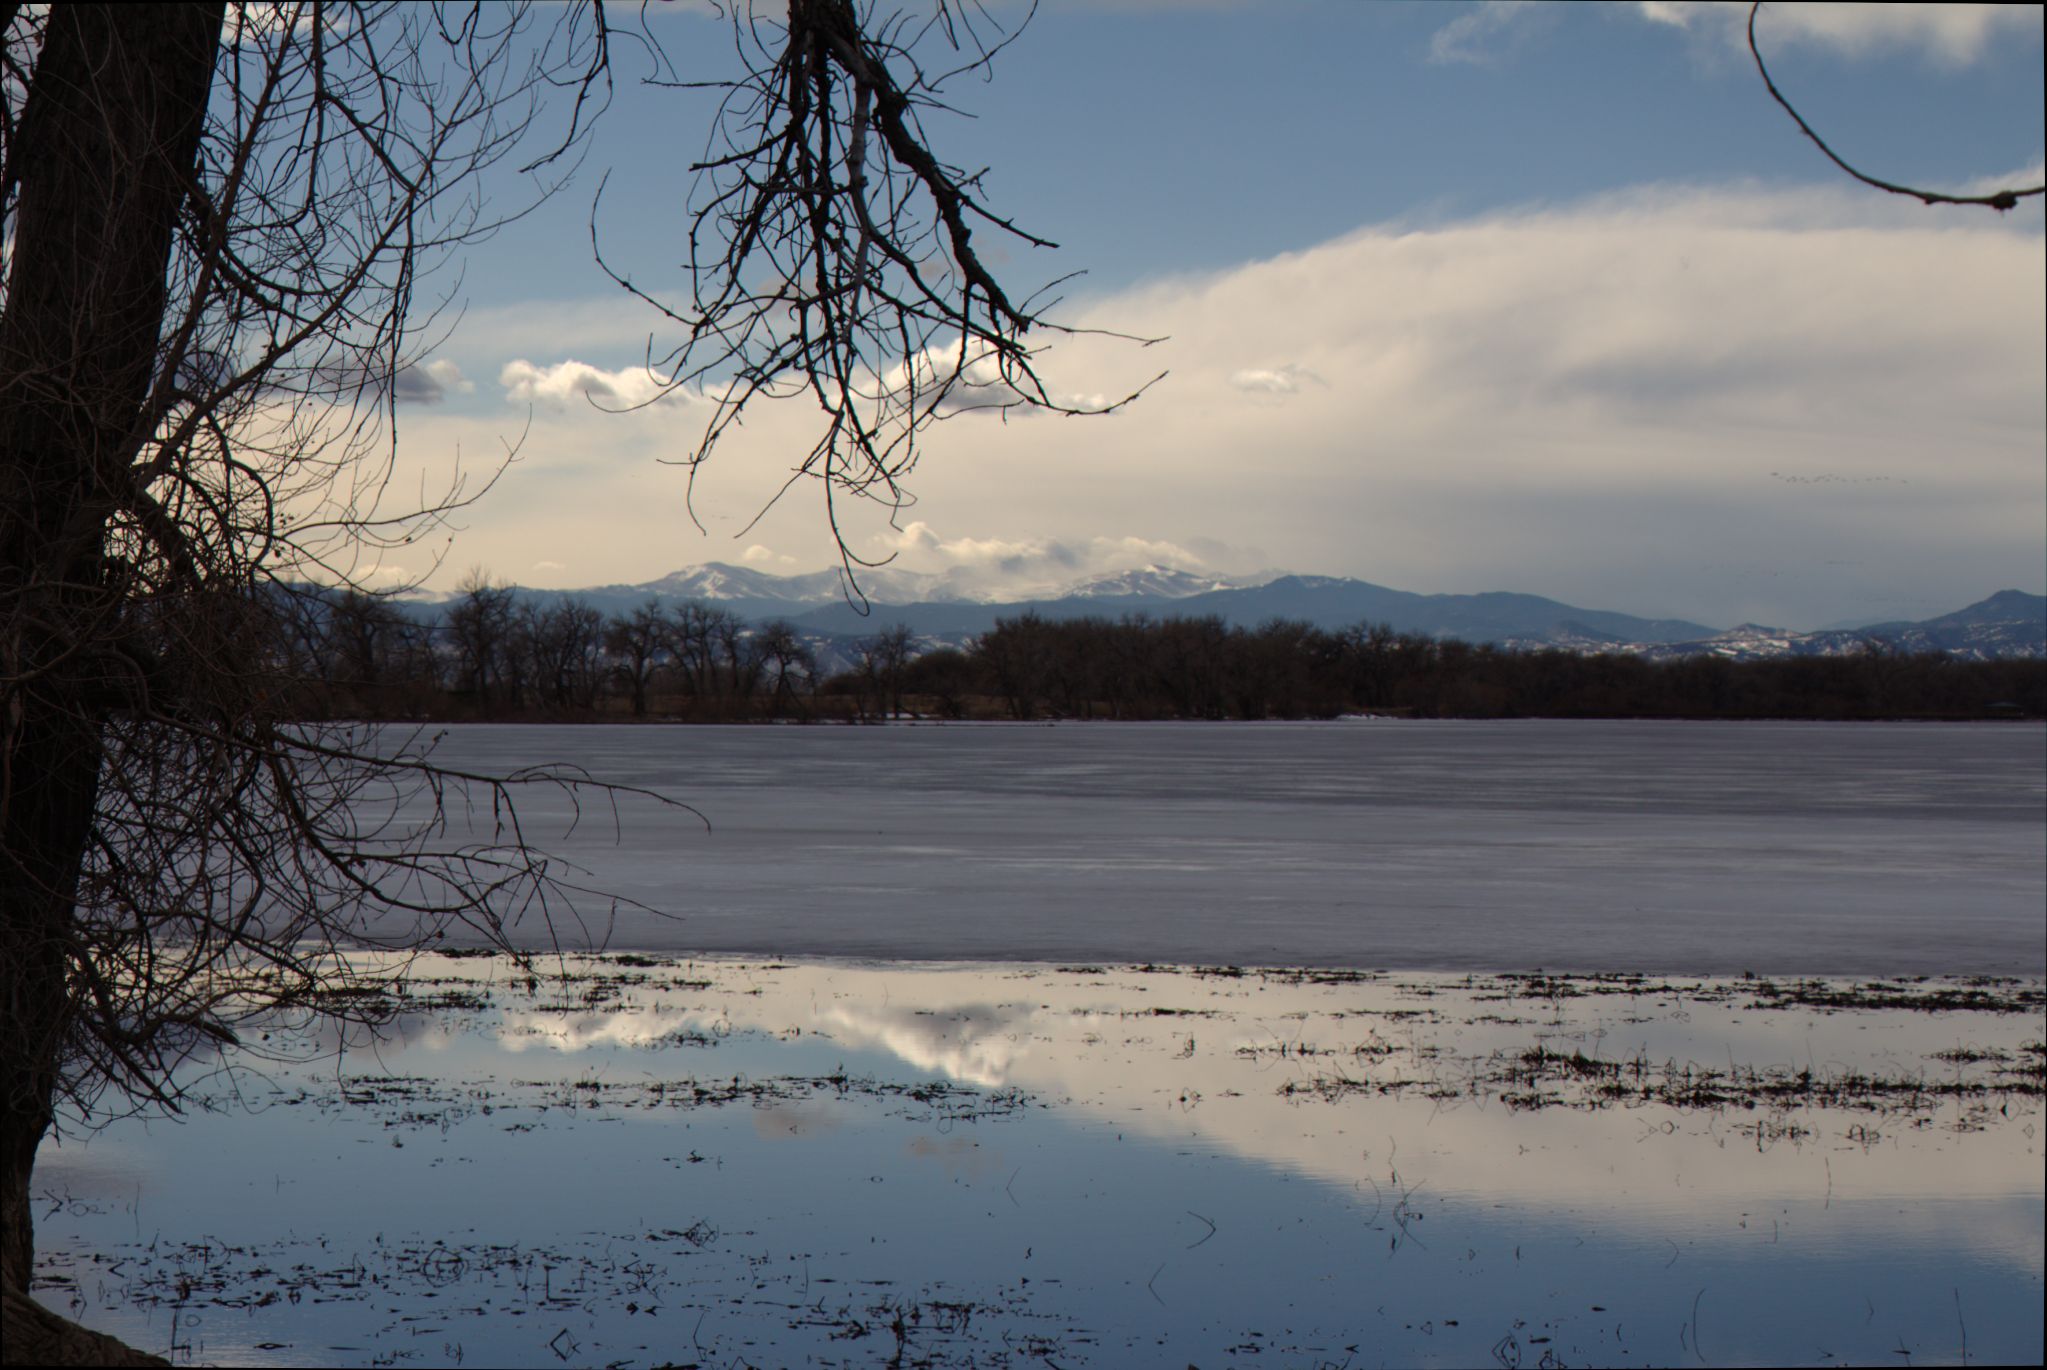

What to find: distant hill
left=1633, top=590, right=2046, bottom=663
left=1848, top=589, right=2047, bottom=659
left=405, top=560, right=1263, bottom=623
left=782, top=573, right=1716, bottom=645
left=395, top=565, right=2046, bottom=660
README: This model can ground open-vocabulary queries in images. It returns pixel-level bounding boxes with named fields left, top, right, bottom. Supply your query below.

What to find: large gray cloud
left=392, top=358, right=473, bottom=405
left=395, top=181, right=2043, bottom=626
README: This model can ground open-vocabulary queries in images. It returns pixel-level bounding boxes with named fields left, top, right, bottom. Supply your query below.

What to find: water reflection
left=484, top=958, right=2047, bottom=1223
left=31, top=955, right=2045, bottom=1368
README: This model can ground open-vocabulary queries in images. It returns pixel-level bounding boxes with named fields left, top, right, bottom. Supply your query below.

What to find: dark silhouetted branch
left=1748, top=2, right=2043, bottom=212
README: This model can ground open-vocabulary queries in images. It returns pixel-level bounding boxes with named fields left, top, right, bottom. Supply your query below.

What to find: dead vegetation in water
left=1276, top=1034, right=2044, bottom=1118
left=446, top=1069, right=1041, bottom=1129
left=1353, top=970, right=2047, bottom=1017
left=1099, top=965, right=2043, bottom=1025
left=1740, top=976, right=2044, bottom=1015
left=40, top=1227, right=1087, bottom=1370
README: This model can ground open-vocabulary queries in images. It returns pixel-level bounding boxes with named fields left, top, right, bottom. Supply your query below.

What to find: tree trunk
left=0, top=0, right=223, bottom=1299
left=3, top=1284, right=169, bottom=1366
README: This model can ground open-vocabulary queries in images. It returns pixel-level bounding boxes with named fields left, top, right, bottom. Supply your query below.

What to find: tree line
left=906, top=615, right=2044, bottom=721
left=276, top=579, right=823, bottom=721
left=279, top=591, right=2043, bottom=723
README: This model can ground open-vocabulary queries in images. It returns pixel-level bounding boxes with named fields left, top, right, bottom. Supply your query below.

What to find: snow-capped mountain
left=638, top=562, right=989, bottom=607
left=643, top=563, right=853, bottom=604
left=1627, top=592, right=2045, bottom=662
left=1057, top=565, right=1270, bottom=601
left=542, top=561, right=1274, bottom=615
left=402, top=565, right=2044, bottom=660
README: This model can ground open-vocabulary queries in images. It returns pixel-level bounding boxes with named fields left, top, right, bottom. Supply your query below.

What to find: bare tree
left=0, top=2, right=1057, bottom=1348
left=900, top=644, right=973, bottom=719
left=869, top=621, right=916, bottom=718
left=754, top=618, right=819, bottom=715
left=713, top=603, right=763, bottom=704
left=0, top=5, right=639, bottom=1320
left=606, top=599, right=670, bottom=718
left=445, top=568, right=519, bottom=710
left=513, top=597, right=603, bottom=713
left=326, top=591, right=415, bottom=709
left=848, top=636, right=884, bottom=719
left=980, top=612, right=1052, bottom=720
left=665, top=600, right=724, bottom=701
left=277, top=586, right=426, bottom=718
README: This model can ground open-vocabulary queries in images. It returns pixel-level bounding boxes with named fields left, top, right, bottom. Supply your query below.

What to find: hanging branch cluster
left=599, top=0, right=1155, bottom=581
left=0, top=0, right=661, bottom=1153
left=1747, top=2, right=2044, bottom=212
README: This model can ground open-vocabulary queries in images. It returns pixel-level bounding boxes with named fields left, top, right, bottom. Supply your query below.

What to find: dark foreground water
left=32, top=957, right=2046, bottom=1368
left=365, top=720, right=2047, bottom=974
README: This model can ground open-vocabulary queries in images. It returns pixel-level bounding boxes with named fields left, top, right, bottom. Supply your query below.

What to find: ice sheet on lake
left=358, top=721, right=2046, bottom=974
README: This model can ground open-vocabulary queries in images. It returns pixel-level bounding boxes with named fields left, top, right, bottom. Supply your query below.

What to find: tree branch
left=1747, top=2, right=2043, bottom=212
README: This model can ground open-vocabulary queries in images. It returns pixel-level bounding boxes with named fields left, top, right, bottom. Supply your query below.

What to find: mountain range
left=1627, top=589, right=2047, bottom=663
left=404, top=566, right=2047, bottom=661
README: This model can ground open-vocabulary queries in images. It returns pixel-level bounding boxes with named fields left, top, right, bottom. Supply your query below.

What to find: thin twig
left=1747, top=3, right=2042, bottom=211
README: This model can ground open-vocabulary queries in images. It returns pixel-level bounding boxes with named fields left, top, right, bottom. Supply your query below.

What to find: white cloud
left=1637, top=2, right=2042, bottom=66
left=892, top=179, right=2044, bottom=627
left=499, top=358, right=676, bottom=410
left=1428, top=1, right=1546, bottom=66
left=876, top=342, right=1116, bottom=419
left=1228, top=364, right=1323, bottom=396
left=224, top=2, right=326, bottom=47
left=865, top=521, right=1214, bottom=595
left=875, top=522, right=944, bottom=556
left=1960, top=160, right=2047, bottom=203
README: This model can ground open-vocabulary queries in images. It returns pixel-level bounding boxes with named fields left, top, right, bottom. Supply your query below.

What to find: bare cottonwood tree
left=0, top=4, right=629, bottom=1321
left=867, top=621, right=915, bottom=717
left=0, top=2, right=1057, bottom=1350
left=605, top=599, right=670, bottom=718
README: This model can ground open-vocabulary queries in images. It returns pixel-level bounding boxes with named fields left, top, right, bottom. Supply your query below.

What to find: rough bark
left=3, top=1284, right=168, bottom=1366
left=0, top=0, right=225, bottom=1299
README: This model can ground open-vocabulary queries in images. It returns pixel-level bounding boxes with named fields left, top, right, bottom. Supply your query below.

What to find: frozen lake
left=369, top=720, right=2046, bottom=975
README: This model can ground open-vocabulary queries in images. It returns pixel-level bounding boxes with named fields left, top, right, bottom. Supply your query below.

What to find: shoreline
left=408, top=945, right=2047, bottom=1010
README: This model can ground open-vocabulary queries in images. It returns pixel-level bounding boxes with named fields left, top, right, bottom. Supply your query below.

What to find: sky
left=379, top=1, right=2044, bottom=631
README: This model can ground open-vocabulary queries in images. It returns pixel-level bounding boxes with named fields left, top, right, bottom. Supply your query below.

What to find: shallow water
left=353, top=720, right=2047, bottom=974
left=32, top=956, right=2045, bottom=1367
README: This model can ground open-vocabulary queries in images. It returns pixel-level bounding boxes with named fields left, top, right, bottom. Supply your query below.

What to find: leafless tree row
left=276, top=581, right=883, bottom=722
left=272, top=599, right=2047, bottom=726
left=924, top=615, right=2044, bottom=722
